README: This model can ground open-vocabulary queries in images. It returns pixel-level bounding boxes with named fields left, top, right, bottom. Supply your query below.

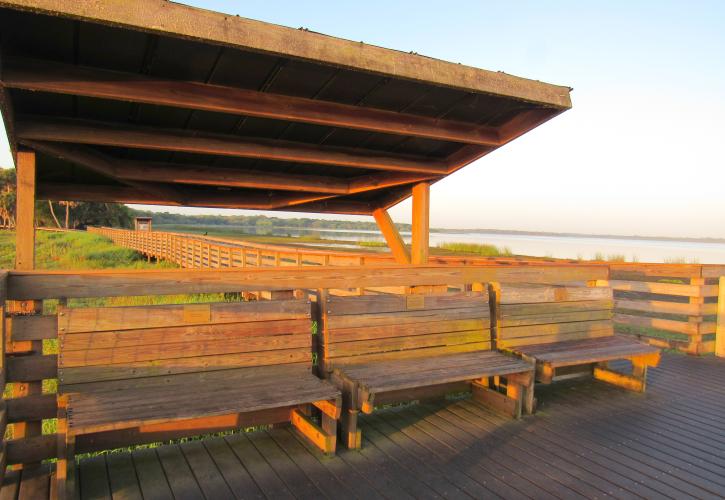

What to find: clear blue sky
left=1, top=1, right=723, bottom=237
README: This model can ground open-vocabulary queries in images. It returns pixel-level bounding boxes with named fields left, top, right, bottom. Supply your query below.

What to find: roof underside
left=0, top=0, right=572, bottom=215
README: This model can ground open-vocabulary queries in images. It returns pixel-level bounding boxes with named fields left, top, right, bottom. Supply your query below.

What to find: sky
left=1, top=1, right=724, bottom=237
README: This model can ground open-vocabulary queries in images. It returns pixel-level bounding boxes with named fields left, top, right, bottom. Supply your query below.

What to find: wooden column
left=14, top=151, right=36, bottom=271
left=688, top=277, right=705, bottom=355
left=411, top=182, right=430, bottom=265
left=372, top=208, right=410, bottom=265
left=10, top=151, right=43, bottom=456
left=716, top=276, right=725, bottom=357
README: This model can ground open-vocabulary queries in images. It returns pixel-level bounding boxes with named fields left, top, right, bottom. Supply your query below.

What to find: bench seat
left=514, top=335, right=660, bottom=369
left=55, top=299, right=342, bottom=498
left=321, top=288, right=535, bottom=449
left=334, top=350, right=533, bottom=400
left=64, top=365, right=340, bottom=435
left=497, top=284, right=661, bottom=392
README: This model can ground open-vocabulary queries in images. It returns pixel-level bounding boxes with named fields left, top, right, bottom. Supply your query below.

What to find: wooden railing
left=609, top=263, right=725, bottom=355
left=0, top=263, right=607, bottom=468
left=87, top=227, right=725, bottom=356
left=87, top=226, right=552, bottom=268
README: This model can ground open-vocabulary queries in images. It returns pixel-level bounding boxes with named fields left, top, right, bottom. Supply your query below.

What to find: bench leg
left=290, top=407, right=337, bottom=454
left=341, top=409, right=362, bottom=449
left=472, top=380, right=521, bottom=419
left=55, top=399, right=76, bottom=500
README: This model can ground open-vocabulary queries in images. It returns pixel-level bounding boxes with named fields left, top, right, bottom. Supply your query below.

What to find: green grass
left=357, top=240, right=387, bottom=248
left=0, top=230, right=176, bottom=270
left=436, top=241, right=513, bottom=257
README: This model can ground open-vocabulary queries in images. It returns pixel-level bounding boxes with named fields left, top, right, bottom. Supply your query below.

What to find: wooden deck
left=4, top=352, right=725, bottom=499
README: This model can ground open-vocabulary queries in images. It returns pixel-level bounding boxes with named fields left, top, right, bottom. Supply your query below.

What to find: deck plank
left=203, top=437, right=265, bottom=498
left=78, top=456, right=111, bottom=500
left=156, top=444, right=204, bottom=500
left=225, top=433, right=295, bottom=499
left=14, top=353, right=725, bottom=500
left=106, top=453, right=143, bottom=500
left=180, top=440, right=235, bottom=499
left=131, top=448, right=174, bottom=500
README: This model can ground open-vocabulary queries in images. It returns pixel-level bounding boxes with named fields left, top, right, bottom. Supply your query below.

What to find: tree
left=0, top=169, right=16, bottom=228
left=0, top=168, right=134, bottom=229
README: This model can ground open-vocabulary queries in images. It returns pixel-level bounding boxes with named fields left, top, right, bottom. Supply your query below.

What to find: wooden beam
left=14, top=151, right=35, bottom=270
left=372, top=208, right=411, bottom=265
left=4, top=57, right=502, bottom=146
left=0, top=1, right=572, bottom=108
left=36, top=182, right=334, bottom=210
left=36, top=182, right=371, bottom=214
left=6, top=264, right=610, bottom=301
left=716, top=276, right=725, bottom=358
left=22, top=140, right=185, bottom=204
left=16, top=117, right=447, bottom=174
left=26, top=140, right=436, bottom=198
left=411, top=182, right=430, bottom=265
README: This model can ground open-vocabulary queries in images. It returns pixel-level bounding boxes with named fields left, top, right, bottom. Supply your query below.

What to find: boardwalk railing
left=609, top=263, right=725, bottom=355
left=1, top=263, right=607, bottom=470
left=87, top=226, right=551, bottom=268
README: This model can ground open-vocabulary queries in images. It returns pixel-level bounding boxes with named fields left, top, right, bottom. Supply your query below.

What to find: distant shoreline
left=428, top=228, right=725, bottom=245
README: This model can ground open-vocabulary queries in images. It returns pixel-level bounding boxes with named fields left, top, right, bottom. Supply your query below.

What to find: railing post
left=717, top=276, right=725, bottom=357
left=688, top=277, right=705, bottom=355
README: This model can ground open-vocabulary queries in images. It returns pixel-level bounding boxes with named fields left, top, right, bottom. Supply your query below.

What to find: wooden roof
left=0, top=0, right=572, bottom=215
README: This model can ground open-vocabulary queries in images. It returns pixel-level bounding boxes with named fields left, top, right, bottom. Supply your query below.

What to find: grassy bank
left=0, top=230, right=176, bottom=270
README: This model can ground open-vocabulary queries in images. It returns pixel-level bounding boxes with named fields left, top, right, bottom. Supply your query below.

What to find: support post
left=717, top=276, right=725, bottom=357
left=688, top=277, right=705, bottom=355
left=411, top=182, right=430, bottom=265
left=10, top=151, right=42, bottom=463
left=14, top=151, right=36, bottom=271
left=372, top=208, right=410, bottom=265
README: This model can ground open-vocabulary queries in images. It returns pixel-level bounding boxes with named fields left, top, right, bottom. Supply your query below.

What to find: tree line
left=0, top=169, right=133, bottom=229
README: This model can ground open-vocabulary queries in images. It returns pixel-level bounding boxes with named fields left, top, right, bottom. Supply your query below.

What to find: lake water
left=168, top=225, right=725, bottom=264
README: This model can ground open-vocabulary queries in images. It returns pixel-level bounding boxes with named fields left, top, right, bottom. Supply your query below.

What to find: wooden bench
left=319, top=287, right=535, bottom=449
left=495, top=283, right=661, bottom=393
left=55, top=299, right=341, bottom=498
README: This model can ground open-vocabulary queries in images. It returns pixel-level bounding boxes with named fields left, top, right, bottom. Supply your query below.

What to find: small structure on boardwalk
left=133, top=216, right=152, bottom=232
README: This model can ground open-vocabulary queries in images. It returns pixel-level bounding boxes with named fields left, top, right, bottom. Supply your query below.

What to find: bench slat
left=60, top=300, right=310, bottom=333
left=326, top=291, right=488, bottom=316
left=61, top=333, right=311, bottom=368
left=326, top=306, right=489, bottom=330
left=327, top=318, right=488, bottom=343
left=60, top=348, right=312, bottom=385
left=327, top=329, right=490, bottom=357
left=60, top=319, right=310, bottom=350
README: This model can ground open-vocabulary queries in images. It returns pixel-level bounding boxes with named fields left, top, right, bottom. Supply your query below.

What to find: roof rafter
left=36, top=182, right=348, bottom=212
left=3, top=57, right=502, bottom=146
left=16, top=116, right=448, bottom=174
left=22, top=140, right=438, bottom=197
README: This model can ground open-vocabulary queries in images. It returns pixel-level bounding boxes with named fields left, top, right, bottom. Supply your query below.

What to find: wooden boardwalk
left=4, top=353, right=725, bottom=499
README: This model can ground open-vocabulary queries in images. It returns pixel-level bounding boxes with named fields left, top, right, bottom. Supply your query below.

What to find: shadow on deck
left=4, top=353, right=725, bottom=499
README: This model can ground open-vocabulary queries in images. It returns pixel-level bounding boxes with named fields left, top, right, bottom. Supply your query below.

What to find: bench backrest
left=495, top=284, right=614, bottom=349
left=320, top=288, right=491, bottom=372
left=58, top=299, right=312, bottom=389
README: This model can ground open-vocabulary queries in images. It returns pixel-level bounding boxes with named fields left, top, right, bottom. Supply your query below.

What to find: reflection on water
left=181, top=226, right=725, bottom=264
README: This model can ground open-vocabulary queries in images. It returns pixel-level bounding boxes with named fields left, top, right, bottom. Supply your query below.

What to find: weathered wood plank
left=610, top=280, right=718, bottom=297
left=60, top=318, right=310, bottom=350
left=59, top=349, right=311, bottom=384
left=6, top=315, right=57, bottom=341
left=59, top=300, right=309, bottom=333
left=7, top=265, right=609, bottom=300
left=327, top=330, right=490, bottom=358
left=499, top=285, right=612, bottom=304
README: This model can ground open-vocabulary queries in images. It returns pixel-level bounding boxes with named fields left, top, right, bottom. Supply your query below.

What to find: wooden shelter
left=133, top=216, right=152, bottom=232
left=0, top=0, right=571, bottom=265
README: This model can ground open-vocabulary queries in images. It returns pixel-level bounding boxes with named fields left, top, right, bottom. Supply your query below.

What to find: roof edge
left=0, top=0, right=572, bottom=109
